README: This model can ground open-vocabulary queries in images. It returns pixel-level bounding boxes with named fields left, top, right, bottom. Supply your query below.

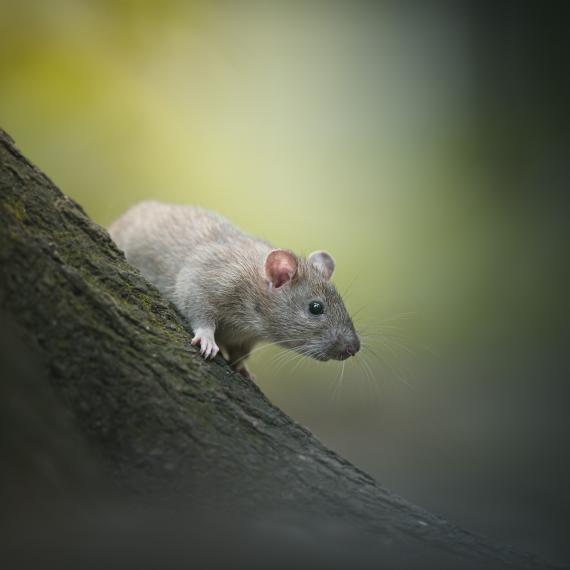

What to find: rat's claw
left=208, top=341, right=220, bottom=359
left=191, top=332, right=219, bottom=360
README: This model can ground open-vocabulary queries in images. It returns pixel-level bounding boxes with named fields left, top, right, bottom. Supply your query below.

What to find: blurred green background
left=1, top=0, right=568, bottom=562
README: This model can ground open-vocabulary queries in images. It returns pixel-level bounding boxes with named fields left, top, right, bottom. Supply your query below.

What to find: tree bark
left=0, top=128, right=562, bottom=569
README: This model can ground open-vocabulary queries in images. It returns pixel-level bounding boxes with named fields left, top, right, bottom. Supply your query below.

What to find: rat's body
left=109, top=201, right=359, bottom=377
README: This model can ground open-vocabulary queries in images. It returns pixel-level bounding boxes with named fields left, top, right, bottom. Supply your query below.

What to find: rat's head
left=261, top=249, right=360, bottom=361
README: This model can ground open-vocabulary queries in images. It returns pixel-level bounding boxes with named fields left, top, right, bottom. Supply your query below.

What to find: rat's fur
left=109, top=201, right=359, bottom=377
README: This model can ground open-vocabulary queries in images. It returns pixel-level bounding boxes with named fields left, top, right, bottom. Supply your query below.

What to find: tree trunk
left=0, top=128, right=562, bottom=570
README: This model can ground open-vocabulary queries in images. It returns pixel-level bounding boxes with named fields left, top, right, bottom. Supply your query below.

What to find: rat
left=109, top=201, right=360, bottom=378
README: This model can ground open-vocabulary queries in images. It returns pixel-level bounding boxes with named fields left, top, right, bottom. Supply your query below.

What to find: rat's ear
left=264, top=249, right=298, bottom=289
left=308, top=250, right=335, bottom=280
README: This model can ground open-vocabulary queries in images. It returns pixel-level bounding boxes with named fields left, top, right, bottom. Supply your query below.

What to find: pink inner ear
left=265, top=250, right=297, bottom=288
left=273, top=264, right=292, bottom=288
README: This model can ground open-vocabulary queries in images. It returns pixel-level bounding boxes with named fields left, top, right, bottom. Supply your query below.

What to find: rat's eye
left=309, top=301, right=324, bottom=315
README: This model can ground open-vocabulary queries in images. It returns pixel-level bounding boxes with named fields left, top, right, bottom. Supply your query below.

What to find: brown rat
left=109, top=201, right=360, bottom=378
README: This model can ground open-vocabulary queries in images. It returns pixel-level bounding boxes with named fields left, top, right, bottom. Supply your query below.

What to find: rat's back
left=109, top=201, right=253, bottom=294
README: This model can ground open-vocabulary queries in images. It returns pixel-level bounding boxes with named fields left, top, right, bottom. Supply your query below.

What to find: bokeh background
left=1, top=0, right=569, bottom=563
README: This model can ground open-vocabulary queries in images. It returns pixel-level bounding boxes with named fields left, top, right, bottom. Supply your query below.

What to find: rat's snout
left=335, top=332, right=360, bottom=360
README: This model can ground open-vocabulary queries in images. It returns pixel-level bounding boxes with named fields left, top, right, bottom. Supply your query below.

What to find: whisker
left=230, top=337, right=311, bottom=366
left=359, top=351, right=380, bottom=401
left=363, top=335, right=412, bottom=388
left=329, top=361, right=345, bottom=406
left=350, top=304, right=370, bottom=322
left=340, top=270, right=362, bottom=301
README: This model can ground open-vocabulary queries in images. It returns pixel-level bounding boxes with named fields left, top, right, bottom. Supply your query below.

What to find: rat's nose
left=347, top=334, right=360, bottom=356
left=337, top=334, right=360, bottom=360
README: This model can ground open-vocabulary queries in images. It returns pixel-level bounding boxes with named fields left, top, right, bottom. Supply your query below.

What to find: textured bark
left=0, top=128, right=562, bottom=569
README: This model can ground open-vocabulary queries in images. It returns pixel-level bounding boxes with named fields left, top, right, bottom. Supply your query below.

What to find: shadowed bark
left=0, top=128, right=563, bottom=569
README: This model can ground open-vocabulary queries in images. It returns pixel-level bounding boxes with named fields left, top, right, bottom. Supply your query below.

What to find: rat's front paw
left=191, top=329, right=219, bottom=360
